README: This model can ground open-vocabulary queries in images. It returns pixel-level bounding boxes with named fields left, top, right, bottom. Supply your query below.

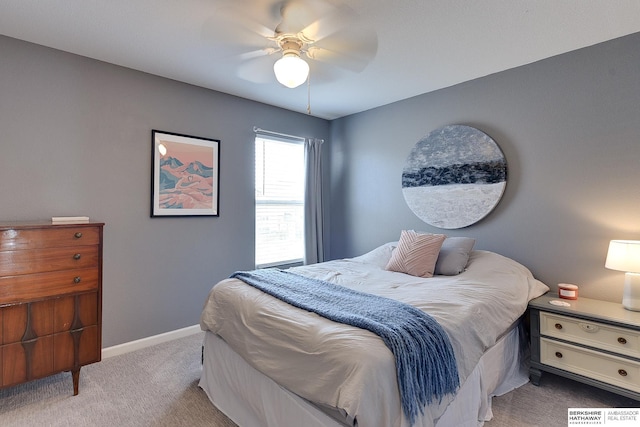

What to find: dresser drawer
left=53, top=325, right=100, bottom=370
left=0, top=267, right=99, bottom=304
left=0, top=226, right=100, bottom=251
left=540, top=312, right=640, bottom=359
left=1, top=325, right=100, bottom=388
left=1, top=292, right=99, bottom=345
left=1, top=336, right=54, bottom=387
left=1, top=299, right=56, bottom=344
left=0, top=246, right=99, bottom=276
left=541, top=338, right=640, bottom=393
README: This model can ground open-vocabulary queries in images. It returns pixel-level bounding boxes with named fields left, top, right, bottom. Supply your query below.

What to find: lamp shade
left=605, top=240, right=640, bottom=273
left=273, top=54, right=309, bottom=88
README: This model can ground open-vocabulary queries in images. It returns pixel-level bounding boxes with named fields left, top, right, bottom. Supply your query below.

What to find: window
left=255, top=135, right=305, bottom=268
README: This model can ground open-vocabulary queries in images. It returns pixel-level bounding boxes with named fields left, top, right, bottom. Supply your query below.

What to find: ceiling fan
left=205, top=0, right=378, bottom=89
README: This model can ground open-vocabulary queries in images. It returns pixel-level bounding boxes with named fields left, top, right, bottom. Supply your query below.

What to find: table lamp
left=605, top=240, right=640, bottom=311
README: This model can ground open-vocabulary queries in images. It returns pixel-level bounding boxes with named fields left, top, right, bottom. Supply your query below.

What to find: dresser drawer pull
left=555, top=323, right=563, bottom=330
left=74, top=276, right=82, bottom=284
left=618, top=369, right=628, bottom=377
left=555, top=351, right=563, bottom=358
left=579, top=323, right=599, bottom=333
left=73, top=253, right=81, bottom=260
left=618, top=337, right=627, bottom=345
left=74, top=232, right=83, bottom=239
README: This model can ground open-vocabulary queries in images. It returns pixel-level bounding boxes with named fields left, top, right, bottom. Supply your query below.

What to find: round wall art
left=402, top=124, right=507, bottom=229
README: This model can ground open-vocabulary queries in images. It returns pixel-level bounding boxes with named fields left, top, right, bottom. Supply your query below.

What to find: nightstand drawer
left=540, top=312, right=640, bottom=359
left=541, top=338, right=640, bottom=393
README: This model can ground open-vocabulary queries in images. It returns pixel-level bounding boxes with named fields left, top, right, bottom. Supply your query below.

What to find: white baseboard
left=102, top=324, right=202, bottom=359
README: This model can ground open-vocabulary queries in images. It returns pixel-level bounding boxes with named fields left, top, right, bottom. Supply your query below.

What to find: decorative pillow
left=351, top=242, right=397, bottom=268
left=434, top=237, right=476, bottom=275
left=385, top=230, right=446, bottom=278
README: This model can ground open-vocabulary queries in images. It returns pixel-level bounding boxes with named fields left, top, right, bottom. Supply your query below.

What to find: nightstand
left=529, top=293, right=640, bottom=401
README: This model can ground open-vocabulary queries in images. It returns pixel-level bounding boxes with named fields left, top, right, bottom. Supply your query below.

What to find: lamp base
left=623, top=272, right=640, bottom=311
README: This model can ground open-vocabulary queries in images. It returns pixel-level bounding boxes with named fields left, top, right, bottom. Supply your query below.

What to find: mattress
left=200, top=246, right=549, bottom=426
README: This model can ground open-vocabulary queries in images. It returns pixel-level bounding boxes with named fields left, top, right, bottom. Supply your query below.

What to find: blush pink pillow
left=385, top=230, right=446, bottom=278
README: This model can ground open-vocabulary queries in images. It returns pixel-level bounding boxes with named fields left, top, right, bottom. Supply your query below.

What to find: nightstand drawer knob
left=73, top=253, right=81, bottom=260
left=618, top=369, right=628, bottom=377
left=555, top=323, right=563, bottom=330
left=74, top=232, right=83, bottom=239
left=579, top=323, right=599, bottom=333
left=555, top=351, right=563, bottom=358
left=618, top=337, right=627, bottom=345
left=74, top=276, right=81, bottom=284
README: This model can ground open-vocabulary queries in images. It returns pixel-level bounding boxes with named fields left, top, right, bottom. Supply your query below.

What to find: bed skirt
left=199, top=323, right=529, bottom=427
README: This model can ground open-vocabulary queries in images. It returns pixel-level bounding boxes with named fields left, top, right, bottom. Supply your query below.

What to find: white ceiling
left=1, top=0, right=639, bottom=120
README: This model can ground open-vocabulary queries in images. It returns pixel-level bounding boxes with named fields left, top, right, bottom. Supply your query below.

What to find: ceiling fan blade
left=307, top=47, right=364, bottom=73
left=275, top=0, right=332, bottom=35
left=201, top=3, right=278, bottom=59
left=307, top=26, right=378, bottom=73
left=216, top=2, right=277, bottom=38
left=237, top=54, right=278, bottom=84
left=307, top=59, right=347, bottom=84
left=297, top=2, right=359, bottom=41
left=238, top=48, right=276, bottom=61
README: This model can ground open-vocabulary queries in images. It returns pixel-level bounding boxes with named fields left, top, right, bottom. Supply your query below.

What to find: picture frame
left=151, top=130, right=220, bottom=217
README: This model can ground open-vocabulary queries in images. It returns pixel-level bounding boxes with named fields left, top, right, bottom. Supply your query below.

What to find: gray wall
left=329, top=32, right=640, bottom=303
left=0, top=36, right=329, bottom=347
left=3, top=30, right=639, bottom=347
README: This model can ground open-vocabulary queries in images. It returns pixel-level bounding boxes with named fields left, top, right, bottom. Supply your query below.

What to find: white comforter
left=200, top=245, right=548, bottom=427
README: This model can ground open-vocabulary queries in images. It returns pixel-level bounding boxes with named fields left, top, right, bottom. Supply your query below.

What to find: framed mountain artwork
left=151, top=130, right=220, bottom=217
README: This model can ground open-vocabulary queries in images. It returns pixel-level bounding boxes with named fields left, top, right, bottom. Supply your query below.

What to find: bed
left=199, top=236, right=549, bottom=427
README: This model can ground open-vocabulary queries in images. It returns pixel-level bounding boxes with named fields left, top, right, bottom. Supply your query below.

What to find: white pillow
left=351, top=242, right=397, bottom=268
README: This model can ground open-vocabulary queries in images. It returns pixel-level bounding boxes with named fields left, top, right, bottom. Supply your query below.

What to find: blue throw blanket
left=230, top=268, right=459, bottom=425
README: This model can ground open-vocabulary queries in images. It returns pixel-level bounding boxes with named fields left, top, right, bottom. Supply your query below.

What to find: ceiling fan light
left=273, top=53, right=309, bottom=88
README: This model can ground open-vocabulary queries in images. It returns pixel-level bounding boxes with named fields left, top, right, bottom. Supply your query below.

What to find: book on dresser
left=0, top=221, right=104, bottom=395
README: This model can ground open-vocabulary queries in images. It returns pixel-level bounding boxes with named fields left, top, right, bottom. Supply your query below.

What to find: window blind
left=255, top=136, right=304, bottom=267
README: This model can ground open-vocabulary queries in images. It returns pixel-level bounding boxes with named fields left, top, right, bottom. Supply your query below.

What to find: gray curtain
left=304, top=138, right=324, bottom=264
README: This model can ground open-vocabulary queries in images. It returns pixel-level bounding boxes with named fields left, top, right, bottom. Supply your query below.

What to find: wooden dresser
left=0, top=221, right=103, bottom=395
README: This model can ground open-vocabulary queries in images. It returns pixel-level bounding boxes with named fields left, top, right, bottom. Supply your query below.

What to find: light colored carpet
left=0, top=332, right=236, bottom=427
left=486, top=370, right=638, bottom=427
left=0, top=331, right=636, bottom=426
